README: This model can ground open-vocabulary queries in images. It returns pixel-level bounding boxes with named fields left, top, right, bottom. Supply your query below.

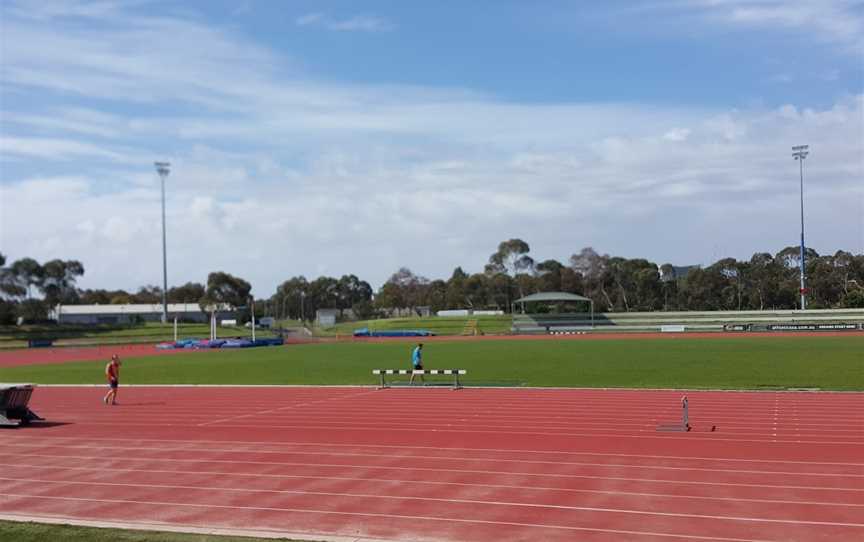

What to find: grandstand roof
left=55, top=303, right=232, bottom=315
left=514, top=292, right=592, bottom=303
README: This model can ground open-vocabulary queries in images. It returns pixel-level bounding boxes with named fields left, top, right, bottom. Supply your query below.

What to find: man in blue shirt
left=409, top=343, right=424, bottom=385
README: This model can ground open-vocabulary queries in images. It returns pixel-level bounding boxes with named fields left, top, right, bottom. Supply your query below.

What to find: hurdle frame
left=373, top=369, right=467, bottom=390
left=656, top=395, right=690, bottom=432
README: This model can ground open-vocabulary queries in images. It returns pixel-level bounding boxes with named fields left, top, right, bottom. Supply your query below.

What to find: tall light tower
left=155, top=161, right=171, bottom=323
left=792, top=145, right=809, bottom=310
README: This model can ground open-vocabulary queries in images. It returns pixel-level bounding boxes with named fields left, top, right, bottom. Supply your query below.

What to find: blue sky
left=1, top=0, right=863, bottom=293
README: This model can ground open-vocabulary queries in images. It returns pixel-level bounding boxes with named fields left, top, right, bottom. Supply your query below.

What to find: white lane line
left=31, top=383, right=864, bottom=396
left=3, top=478, right=863, bottom=527
left=29, top=420, right=860, bottom=445
left=34, top=410, right=864, bottom=431
left=7, top=435, right=862, bottom=467
left=30, top=409, right=864, bottom=429
left=23, top=407, right=864, bottom=432
left=27, top=412, right=864, bottom=429
left=12, top=420, right=864, bottom=438
left=196, top=388, right=382, bottom=427
left=28, top=404, right=864, bottom=420
left=17, top=454, right=864, bottom=492
left=0, top=493, right=839, bottom=541
left=4, top=442, right=860, bottom=478
left=34, top=397, right=864, bottom=408
left=15, top=420, right=864, bottom=446
left=7, top=466, right=864, bottom=507
left=28, top=404, right=863, bottom=415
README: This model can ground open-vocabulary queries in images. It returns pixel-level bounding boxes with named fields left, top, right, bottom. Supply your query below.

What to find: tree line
left=2, top=240, right=863, bottom=325
left=355, top=241, right=864, bottom=317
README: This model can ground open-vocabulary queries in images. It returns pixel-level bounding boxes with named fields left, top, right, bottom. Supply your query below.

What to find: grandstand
left=512, top=292, right=595, bottom=332
left=512, top=305, right=864, bottom=334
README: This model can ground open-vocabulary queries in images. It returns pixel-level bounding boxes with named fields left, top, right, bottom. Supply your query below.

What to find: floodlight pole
left=792, top=146, right=809, bottom=310
left=251, top=296, right=256, bottom=342
left=155, top=162, right=171, bottom=323
left=300, top=291, right=306, bottom=323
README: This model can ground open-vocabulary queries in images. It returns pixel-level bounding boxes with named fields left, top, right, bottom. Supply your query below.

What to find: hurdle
left=373, top=369, right=467, bottom=390
left=0, top=383, right=44, bottom=427
left=656, top=395, right=691, bottom=432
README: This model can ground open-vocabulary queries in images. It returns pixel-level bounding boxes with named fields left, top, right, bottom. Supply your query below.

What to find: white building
left=51, top=303, right=235, bottom=325
left=316, top=308, right=339, bottom=327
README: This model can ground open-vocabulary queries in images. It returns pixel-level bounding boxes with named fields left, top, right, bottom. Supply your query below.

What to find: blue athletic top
left=412, top=346, right=422, bottom=366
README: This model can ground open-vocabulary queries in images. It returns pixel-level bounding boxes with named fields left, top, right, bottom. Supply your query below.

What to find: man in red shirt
left=103, top=354, right=121, bottom=405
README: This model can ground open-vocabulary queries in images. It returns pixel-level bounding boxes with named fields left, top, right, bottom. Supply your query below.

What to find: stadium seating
left=511, top=309, right=864, bottom=334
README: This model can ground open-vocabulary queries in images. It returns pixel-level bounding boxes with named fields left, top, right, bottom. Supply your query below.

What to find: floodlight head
left=154, top=161, right=171, bottom=177
left=791, top=145, right=809, bottom=160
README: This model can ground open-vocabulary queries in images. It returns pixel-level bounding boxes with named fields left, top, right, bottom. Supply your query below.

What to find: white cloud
left=1, top=3, right=862, bottom=293
left=295, top=12, right=324, bottom=26
left=0, top=136, right=135, bottom=162
left=3, top=95, right=861, bottom=291
left=3, top=108, right=124, bottom=138
left=102, top=215, right=139, bottom=242
left=295, top=12, right=393, bottom=32
left=765, top=73, right=794, bottom=84
left=232, top=1, right=252, bottom=17
left=329, top=16, right=392, bottom=32
left=5, top=0, right=137, bottom=20
left=685, top=0, right=864, bottom=53
left=663, top=128, right=691, bottom=142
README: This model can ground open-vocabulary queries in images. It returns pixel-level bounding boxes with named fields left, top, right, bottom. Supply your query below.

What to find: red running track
left=1, top=386, right=863, bottom=542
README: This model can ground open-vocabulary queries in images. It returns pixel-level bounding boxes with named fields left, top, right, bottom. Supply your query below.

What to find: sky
left=1, top=0, right=863, bottom=295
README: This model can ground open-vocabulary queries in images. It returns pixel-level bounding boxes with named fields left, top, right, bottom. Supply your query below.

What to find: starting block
left=656, top=396, right=717, bottom=432
left=0, top=383, right=44, bottom=427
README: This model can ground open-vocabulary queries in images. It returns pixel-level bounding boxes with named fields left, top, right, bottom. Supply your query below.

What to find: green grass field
left=0, top=521, right=306, bottom=542
left=2, top=336, right=862, bottom=390
left=318, top=315, right=511, bottom=336
left=0, top=315, right=504, bottom=348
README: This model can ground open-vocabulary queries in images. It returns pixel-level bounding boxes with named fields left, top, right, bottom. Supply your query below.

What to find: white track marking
left=3, top=478, right=863, bottom=527
left=5, top=467, right=863, bottom=507
left=4, top=442, right=860, bottom=478
left=5, top=435, right=862, bottom=466
left=195, top=388, right=381, bottom=426
left=0, top=493, right=839, bottom=541
left=16, top=454, right=864, bottom=492
left=30, top=419, right=859, bottom=445
left=32, top=384, right=864, bottom=395
left=30, top=408, right=864, bottom=429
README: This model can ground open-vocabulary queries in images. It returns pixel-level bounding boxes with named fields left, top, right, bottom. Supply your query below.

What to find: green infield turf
left=0, top=520, right=306, bottom=542
left=1, top=335, right=862, bottom=390
left=317, top=315, right=511, bottom=336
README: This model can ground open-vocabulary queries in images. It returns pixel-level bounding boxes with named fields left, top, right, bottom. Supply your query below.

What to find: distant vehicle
left=244, top=317, right=275, bottom=329
left=259, top=316, right=275, bottom=328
